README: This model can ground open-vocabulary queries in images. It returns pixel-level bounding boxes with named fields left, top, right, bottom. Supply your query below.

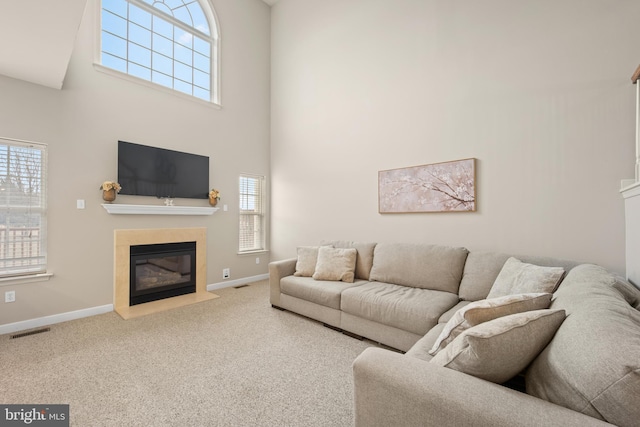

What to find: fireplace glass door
left=129, top=241, right=197, bottom=305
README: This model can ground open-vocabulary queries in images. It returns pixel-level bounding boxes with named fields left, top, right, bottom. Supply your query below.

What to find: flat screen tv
left=117, top=140, right=209, bottom=199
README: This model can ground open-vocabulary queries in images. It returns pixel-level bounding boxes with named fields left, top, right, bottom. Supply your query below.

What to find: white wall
left=0, top=0, right=271, bottom=327
left=270, top=0, right=640, bottom=274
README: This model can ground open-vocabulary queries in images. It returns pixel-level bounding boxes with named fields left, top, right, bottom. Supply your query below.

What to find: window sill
left=93, top=63, right=222, bottom=109
left=238, top=250, right=269, bottom=255
left=0, top=272, right=53, bottom=287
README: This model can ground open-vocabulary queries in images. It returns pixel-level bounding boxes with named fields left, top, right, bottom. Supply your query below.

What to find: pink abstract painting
left=379, top=158, right=476, bottom=213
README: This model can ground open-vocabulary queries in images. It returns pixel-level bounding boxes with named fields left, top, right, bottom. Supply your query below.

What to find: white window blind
left=0, top=138, right=47, bottom=277
left=239, top=174, right=265, bottom=253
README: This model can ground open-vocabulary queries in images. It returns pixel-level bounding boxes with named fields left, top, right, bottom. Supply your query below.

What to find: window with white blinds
left=0, top=138, right=47, bottom=277
left=239, top=174, right=265, bottom=253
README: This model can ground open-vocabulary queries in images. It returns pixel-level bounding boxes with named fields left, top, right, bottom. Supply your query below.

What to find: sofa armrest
left=353, top=348, right=612, bottom=427
left=269, top=258, right=297, bottom=306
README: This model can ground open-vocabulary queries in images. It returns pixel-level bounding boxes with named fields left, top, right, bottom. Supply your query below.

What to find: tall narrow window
left=239, top=175, right=266, bottom=253
left=100, top=0, right=219, bottom=104
left=0, top=138, right=47, bottom=278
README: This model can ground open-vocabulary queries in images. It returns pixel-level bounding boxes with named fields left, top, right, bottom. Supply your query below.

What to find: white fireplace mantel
left=102, top=203, right=219, bottom=215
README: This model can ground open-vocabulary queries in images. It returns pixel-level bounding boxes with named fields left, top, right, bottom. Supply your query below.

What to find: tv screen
left=117, top=141, right=209, bottom=199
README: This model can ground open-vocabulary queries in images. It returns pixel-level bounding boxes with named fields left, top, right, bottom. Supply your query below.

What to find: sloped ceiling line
left=0, top=0, right=89, bottom=90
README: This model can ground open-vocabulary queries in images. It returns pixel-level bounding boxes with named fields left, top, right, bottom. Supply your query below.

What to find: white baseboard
left=207, top=273, right=269, bottom=291
left=1, top=274, right=270, bottom=335
left=0, top=304, right=114, bottom=336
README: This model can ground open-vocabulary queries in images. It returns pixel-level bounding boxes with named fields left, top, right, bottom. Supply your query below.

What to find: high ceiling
left=0, top=0, right=277, bottom=91
left=0, top=0, right=88, bottom=89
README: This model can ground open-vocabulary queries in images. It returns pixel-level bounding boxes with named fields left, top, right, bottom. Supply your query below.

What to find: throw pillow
left=428, top=292, right=553, bottom=355
left=320, top=240, right=377, bottom=280
left=294, top=246, right=325, bottom=277
left=312, top=247, right=358, bottom=283
left=430, top=309, right=566, bottom=384
left=487, top=257, right=565, bottom=299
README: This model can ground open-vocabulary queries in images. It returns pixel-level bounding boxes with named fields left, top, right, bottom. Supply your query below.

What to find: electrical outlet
left=223, top=268, right=230, bottom=279
left=5, top=290, right=15, bottom=303
left=256, top=257, right=260, bottom=265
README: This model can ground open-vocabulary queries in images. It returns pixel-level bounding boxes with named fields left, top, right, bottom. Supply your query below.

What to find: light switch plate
left=5, top=290, right=15, bottom=303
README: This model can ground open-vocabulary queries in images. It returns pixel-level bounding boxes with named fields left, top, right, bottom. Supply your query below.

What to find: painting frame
left=378, top=158, right=476, bottom=213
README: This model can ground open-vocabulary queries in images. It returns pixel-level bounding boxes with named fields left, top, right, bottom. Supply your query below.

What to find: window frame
left=95, top=0, right=221, bottom=107
left=0, top=137, right=50, bottom=283
left=238, top=174, right=267, bottom=254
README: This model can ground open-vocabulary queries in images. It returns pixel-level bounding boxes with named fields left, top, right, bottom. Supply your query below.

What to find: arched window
left=100, top=0, right=219, bottom=104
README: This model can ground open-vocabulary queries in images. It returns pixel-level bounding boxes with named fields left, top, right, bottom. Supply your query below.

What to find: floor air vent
left=233, top=284, right=249, bottom=289
left=11, top=327, right=50, bottom=339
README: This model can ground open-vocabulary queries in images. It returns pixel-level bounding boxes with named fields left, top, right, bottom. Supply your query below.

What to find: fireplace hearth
left=130, top=241, right=196, bottom=306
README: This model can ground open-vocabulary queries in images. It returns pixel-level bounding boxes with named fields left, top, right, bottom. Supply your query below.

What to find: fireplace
left=114, top=227, right=218, bottom=320
left=129, top=241, right=196, bottom=306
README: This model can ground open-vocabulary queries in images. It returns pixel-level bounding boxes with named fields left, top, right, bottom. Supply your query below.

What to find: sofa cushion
left=526, top=264, right=640, bottom=427
left=431, top=309, right=566, bottom=384
left=369, top=243, right=468, bottom=293
left=458, top=252, right=512, bottom=301
left=341, top=282, right=459, bottom=335
left=320, top=240, right=377, bottom=280
left=312, top=246, right=357, bottom=283
left=280, top=276, right=365, bottom=310
left=429, top=293, right=553, bottom=355
left=293, top=246, right=324, bottom=277
left=437, top=301, right=472, bottom=324
left=487, top=257, right=565, bottom=298
left=458, top=252, right=581, bottom=301
left=405, top=324, right=444, bottom=362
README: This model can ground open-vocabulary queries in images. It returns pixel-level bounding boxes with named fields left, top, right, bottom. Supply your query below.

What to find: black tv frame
left=117, top=140, right=210, bottom=200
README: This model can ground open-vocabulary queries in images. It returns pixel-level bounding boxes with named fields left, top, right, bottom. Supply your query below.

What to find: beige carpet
left=0, top=280, right=379, bottom=426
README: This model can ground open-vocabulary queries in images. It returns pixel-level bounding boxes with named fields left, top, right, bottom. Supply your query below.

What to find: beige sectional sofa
left=269, top=241, right=640, bottom=427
